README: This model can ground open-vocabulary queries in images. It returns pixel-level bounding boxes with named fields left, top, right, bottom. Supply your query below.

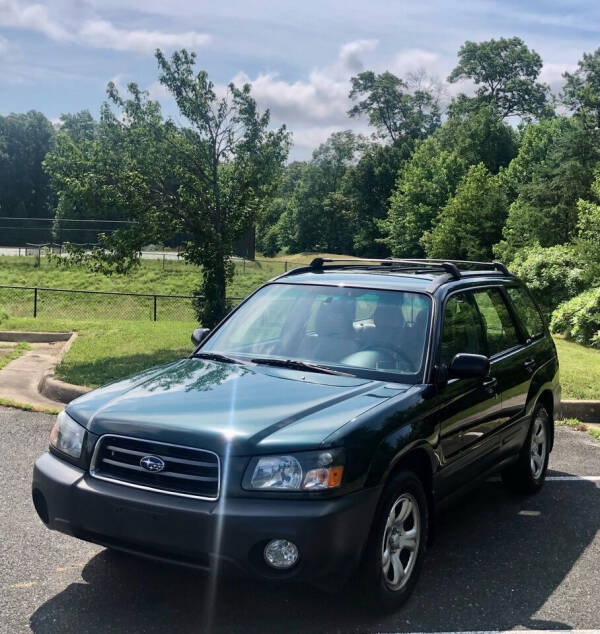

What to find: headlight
left=245, top=449, right=344, bottom=491
left=49, top=410, right=85, bottom=459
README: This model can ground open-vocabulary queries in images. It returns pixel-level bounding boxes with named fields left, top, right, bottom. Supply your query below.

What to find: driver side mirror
left=448, top=353, right=490, bottom=379
left=191, top=327, right=210, bottom=346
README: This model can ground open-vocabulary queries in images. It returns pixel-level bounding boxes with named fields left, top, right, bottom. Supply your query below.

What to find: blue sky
left=1, top=0, right=599, bottom=158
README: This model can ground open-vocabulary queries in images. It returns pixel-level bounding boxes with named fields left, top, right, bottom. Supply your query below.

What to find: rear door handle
left=523, top=358, right=536, bottom=372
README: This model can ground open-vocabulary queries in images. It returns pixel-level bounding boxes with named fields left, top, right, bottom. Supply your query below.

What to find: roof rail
left=308, top=257, right=462, bottom=278
left=307, top=257, right=511, bottom=277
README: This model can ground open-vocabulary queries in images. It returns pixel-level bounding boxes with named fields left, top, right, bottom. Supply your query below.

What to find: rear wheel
left=360, top=471, right=428, bottom=610
left=502, top=403, right=550, bottom=494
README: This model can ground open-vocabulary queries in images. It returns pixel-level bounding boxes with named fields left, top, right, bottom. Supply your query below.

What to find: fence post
left=243, top=258, right=246, bottom=274
left=153, top=295, right=157, bottom=322
left=162, top=253, right=165, bottom=270
left=284, top=260, right=288, bottom=272
left=33, top=287, right=38, bottom=318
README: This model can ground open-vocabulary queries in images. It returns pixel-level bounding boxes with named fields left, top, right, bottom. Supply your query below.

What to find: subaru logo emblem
left=140, top=455, right=165, bottom=472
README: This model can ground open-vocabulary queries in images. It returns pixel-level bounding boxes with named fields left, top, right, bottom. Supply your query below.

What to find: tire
left=502, top=403, right=551, bottom=494
left=359, top=470, right=428, bottom=611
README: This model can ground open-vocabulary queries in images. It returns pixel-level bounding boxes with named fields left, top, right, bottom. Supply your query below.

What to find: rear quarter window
left=506, top=286, right=546, bottom=341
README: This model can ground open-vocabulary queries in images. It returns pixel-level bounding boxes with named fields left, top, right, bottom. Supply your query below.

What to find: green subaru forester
left=33, top=258, right=559, bottom=609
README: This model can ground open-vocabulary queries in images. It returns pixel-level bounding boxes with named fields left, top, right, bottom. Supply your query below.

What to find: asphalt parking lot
left=1, top=406, right=599, bottom=634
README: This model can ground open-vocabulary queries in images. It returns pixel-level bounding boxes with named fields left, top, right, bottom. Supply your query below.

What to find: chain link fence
left=0, top=285, right=244, bottom=322
left=1, top=245, right=311, bottom=276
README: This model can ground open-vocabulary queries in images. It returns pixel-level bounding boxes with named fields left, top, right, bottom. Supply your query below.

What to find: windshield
left=200, top=283, right=431, bottom=382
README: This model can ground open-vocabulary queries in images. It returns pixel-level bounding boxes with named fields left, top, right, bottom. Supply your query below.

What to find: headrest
left=373, top=302, right=405, bottom=330
left=314, top=298, right=355, bottom=336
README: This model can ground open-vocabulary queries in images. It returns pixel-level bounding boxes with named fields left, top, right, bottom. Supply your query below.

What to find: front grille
left=90, top=435, right=220, bottom=500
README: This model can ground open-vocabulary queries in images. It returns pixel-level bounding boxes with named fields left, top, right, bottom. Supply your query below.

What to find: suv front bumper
left=32, top=452, right=380, bottom=587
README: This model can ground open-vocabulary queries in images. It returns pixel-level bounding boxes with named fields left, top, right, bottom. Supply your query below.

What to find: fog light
left=264, top=539, right=299, bottom=569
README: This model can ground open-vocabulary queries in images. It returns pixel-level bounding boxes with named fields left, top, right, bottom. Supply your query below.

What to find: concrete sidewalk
left=0, top=341, right=68, bottom=410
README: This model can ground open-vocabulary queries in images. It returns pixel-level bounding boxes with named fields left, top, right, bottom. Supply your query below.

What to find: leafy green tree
left=45, top=49, right=290, bottom=327
left=495, top=118, right=596, bottom=261
left=255, top=161, right=306, bottom=256
left=551, top=287, right=600, bottom=348
left=280, top=131, right=359, bottom=253
left=563, top=48, right=600, bottom=134
left=0, top=111, right=54, bottom=242
left=348, top=71, right=440, bottom=144
left=58, top=111, right=97, bottom=143
left=448, top=37, right=551, bottom=119
left=509, top=244, right=591, bottom=317
left=575, top=172, right=600, bottom=265
left=341, top=143, right=405, bottom=256
left=422, top=163, right=508, bottom=260
left=383, top=106, right=516, bottom=257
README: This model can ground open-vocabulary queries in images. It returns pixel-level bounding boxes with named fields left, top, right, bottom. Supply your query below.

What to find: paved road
left=1, top=407, right=599, bottom=634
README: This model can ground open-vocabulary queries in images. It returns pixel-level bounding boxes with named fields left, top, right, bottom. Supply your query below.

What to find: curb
left=0, top=331, right=72, bottom=343
left=36, top=331, right=91, bottom=404
left=561, top=399, right=600, bottom=423
left=38, top=372, right=91, bottom=404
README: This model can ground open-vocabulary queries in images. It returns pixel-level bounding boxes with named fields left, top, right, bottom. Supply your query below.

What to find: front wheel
left=502, top=404, right=551, bottom=494
left=360, top=471, right=428, bottom=611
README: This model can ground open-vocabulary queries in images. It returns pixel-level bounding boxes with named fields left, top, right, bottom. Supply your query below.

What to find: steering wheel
left=365, top=345, right=414, bottom=369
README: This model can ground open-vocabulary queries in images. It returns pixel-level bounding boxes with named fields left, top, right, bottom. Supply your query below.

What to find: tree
left=448, top=37, right=551, bottom=120
left=348, top=71, right=440, bottom=144
left=0, top=111, right=54, bottom=243
left=45, top=49, right=290, bottom=327
left=383, top=106, right=516, bottom=257
left=383, top=137, right=465, bottom=257
left=341, top=143, right=406, bottom=257
left=279, top=131, right=359, bottom=253
left=422, top=163, right=508, bottom=260
left=563, top=48, right=600, bottom=134
left=495, top=118, right=596, bottom=261
left=58, top=111, right=97, bottom=143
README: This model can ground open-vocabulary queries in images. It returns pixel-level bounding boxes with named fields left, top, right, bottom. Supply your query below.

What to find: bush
left=509, top=244, right=590, bottom=316
left=551, top=287, right=600, bottom=348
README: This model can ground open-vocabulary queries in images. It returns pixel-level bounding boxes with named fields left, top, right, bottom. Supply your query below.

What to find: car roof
left=272, top=259, right=515, bottom=295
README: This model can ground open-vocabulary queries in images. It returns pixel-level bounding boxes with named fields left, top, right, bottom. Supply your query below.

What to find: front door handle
left=482, top=376, right=498, bottom=393
left=523, top=358, right=536, bottom=372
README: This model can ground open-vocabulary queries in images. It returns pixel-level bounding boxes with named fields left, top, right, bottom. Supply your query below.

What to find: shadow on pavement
left=29, top=476, right=599, bottom=634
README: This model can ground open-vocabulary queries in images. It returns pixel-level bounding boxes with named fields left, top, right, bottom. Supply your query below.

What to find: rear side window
left=440, top=292, right=486, bottom=365
left=472, top=288, right=521, bottom=356
left=506, top=286, right=546, bottom=341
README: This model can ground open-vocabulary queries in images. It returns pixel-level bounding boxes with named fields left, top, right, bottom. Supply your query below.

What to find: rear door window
left=472, top=288, right=521, bottom=356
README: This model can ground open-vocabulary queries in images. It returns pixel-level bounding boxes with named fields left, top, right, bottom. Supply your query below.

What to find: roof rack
left=306, top=257, right=510, bottom=278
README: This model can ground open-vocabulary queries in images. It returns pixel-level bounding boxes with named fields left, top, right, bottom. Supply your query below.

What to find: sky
left=1, top=0, right=599, bottom=159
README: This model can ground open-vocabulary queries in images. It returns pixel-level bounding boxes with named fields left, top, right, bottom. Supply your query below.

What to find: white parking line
left=378, top=630, right=600, bottom=634
left=546, top=475, right=600, bottom=481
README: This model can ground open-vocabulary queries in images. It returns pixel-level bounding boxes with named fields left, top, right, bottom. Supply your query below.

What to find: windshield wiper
left=193, top=352, right=251, bottom=365
left=250, top=357, right=355, bottom=377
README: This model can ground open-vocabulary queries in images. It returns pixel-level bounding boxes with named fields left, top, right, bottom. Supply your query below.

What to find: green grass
left=0, top=316, right=195, bottom=388
left=0, top=342, right=30, bottom=371
left=0, top=254, right=297, bottom=298
left=553, top=336, right=600, bottom=400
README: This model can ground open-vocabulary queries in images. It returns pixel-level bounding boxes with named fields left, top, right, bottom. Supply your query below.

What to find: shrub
left=551, top=287, right=600, bottom=348
left=509, top=244, right=590, bottom=316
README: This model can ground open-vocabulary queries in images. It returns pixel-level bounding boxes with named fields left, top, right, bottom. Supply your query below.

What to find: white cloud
left=79, top=19, right=210, bottom=54
left=0, top=0, right=210, bottom=53
left=540, top=62, right=577, bottom=95
left=339, top=38, right=378, bottom=72
left=0, top=0, right=73, bottom=40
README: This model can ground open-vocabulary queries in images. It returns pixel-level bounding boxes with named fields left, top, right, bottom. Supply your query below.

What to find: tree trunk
left=197, top=243, right=227, bottom=328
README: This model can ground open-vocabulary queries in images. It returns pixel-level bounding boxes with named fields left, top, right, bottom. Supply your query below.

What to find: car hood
left=67, top=358, right=410, bottom=455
